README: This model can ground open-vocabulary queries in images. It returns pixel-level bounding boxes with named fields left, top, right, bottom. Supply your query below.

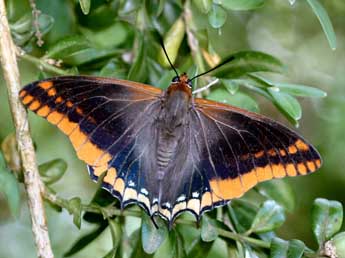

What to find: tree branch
left=0, top=1, right=54, bottom=258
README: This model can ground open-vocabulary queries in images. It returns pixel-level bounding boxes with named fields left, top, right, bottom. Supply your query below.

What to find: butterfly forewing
left=20, top=76, right=164, bottom=213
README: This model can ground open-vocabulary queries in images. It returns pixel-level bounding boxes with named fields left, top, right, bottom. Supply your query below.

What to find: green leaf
left=130, top=229, right=154, bottom=258
left=249, top=200, right=285, bottom=234
left=79, top=0, right=91, bottom=15
left=218, top=0, right=265, bottom=10
left=43, top=36, right=90, bottom=59
left=99, top=59, right=128, bottom=79
left=207, top=88, right=259, bottom=112
left=37, top=14, right=55, bottom=35
left=268, top=87, right=302, bottom=121
left=106, top=218, right=122, bottom=258
left=68, top=197, right=82, bottom=229
left=128, top=34, right=147, bottom=82
left=249, top=75, right=327, bottom=98
left=229, top=199, right=259, bottom=233
left=256, top=180, right=296, bottom=212
left=330, top=232, right=345, bottom=258
left=79, top=22, right=130, bottom=49
left=306, top=0, right=336, bottom=50
left=312, top=198, right=343, bottom=245
left=38, top=159, right=67, bottom=185
left=0, top=152, right=20, bottom=218
left=272, top=82, right=327, bottom=98
left=270, top=238, right=305, bottom=258
left=62, top=48, right=122, bottom=66
left=10, top=13, right=32, bottom=34
left=211, top=51, right=284, bottom=79
left=201, top=216, right=218, bottom=242
left=222, top=79, right=239, bottom=95
left=193, top=0, right=212, bottom=13
left=187, top=238, right=214, bottom=258
left=157, top=17, right=185, bottom=67
left=141, top=214, right=168, bottom=254
left=64, top=220, right=108, bottom=257
left=208, top=4, right=227, bottom=29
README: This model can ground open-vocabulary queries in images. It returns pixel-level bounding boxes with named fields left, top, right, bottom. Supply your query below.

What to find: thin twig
left=19, top=51, right=71, bottom=76
left=0, top=1, right=54, bottom=258
left=28, top=0, right=44, bottom=47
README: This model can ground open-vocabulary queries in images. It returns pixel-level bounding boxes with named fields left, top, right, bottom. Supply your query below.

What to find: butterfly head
left=171, top=73, right=192, bottom=88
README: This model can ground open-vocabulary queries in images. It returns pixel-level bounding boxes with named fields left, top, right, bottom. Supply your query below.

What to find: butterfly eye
left=172, top=76, right=179, bottom=82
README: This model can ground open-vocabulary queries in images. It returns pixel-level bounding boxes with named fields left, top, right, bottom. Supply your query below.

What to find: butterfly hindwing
left=191, top=98, right=321, bottom=207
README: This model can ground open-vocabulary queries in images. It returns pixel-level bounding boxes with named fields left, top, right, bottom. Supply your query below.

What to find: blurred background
left=0, top=0, right=344, bottom=257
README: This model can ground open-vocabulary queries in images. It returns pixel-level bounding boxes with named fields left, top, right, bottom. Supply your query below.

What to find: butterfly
left=19, top=70, right=322, bottom=225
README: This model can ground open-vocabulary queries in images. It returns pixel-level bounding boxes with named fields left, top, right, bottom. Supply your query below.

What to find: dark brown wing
left=20, top=76, right=164, bottom=214
left=159, top=97, right=322, bottom=223
left=191, top=98, right=321, bottom=209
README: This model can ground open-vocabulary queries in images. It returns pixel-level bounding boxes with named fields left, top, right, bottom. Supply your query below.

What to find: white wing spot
left=163, top=202, right=171, bottom=208
left=128, top=180, right=135, bottom=187
left=177, top=195, right=186, bottom=202
left=140, top=188, right=149, bottom=195
left=192, top=192, right=199, bottom=198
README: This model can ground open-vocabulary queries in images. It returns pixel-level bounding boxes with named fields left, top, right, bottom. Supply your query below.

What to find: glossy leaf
left=10, top=13, right=32, bottom=33
left=79, top=22, right=130, bottom=49
left=219, top=0, right=265, bottom=10
left=0, top=152, right=20, bottom=218
left=208, top=4, right=227, bottom=29
left=249, top=75, right=327, bottom=98
left=207, top=88, right=259, bottom=112
left=201, top=216, right=218, bottom=242
left=306, top=0, right=336, bottom=50
left=272, top=82, right=327, bottom=98
left=312, top=198, right=343, bottom=245
left=37, top=14, right=55, bottom=35
left=107, top=218, right=122, bottom=258
left=330, top=232, right=345, bottom=257
left=158, top=17, right=185, bottom=67
left=128, top=34, right=147, bottom=82
left=222, top=79, right=239, bottom=95
left=130, top=229, right=154, bottom=258
left=141, top=214, right=168, bottom=254
left=268, top=87, right=302, bottom=121
left=79, top=0, right=91, bottom=15
left=62, top=48, right=122, bottom=66
left=270, top=238, right=305, bottom=258
left=193, top=0, right=212, bottom=13
left=249, top=200, right=285, bottom=234
left=64, top=220, right=109, bottom=257
left=38, top=159, right=67, bottom=185
left=99, top=59, right=128, bottom=79
left=211, top=51, right=284, bottom=79
left=187, top=238, right=213, bottom=258
left=68, top=197, right=82, bottom=229
left=256, top=180, right=296, bottom=212
left=229, top=199, right=259, bottom=233
left=43, top=36, right=90, bottom=59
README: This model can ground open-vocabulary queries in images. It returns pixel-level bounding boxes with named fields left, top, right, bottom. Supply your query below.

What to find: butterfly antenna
left=189, top=55, right=236, bottom=82
left=159, top=37, right=179, bottom=77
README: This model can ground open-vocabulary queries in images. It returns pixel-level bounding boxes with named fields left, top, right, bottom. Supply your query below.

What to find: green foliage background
left=0, top=0, right=345, bottom=257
